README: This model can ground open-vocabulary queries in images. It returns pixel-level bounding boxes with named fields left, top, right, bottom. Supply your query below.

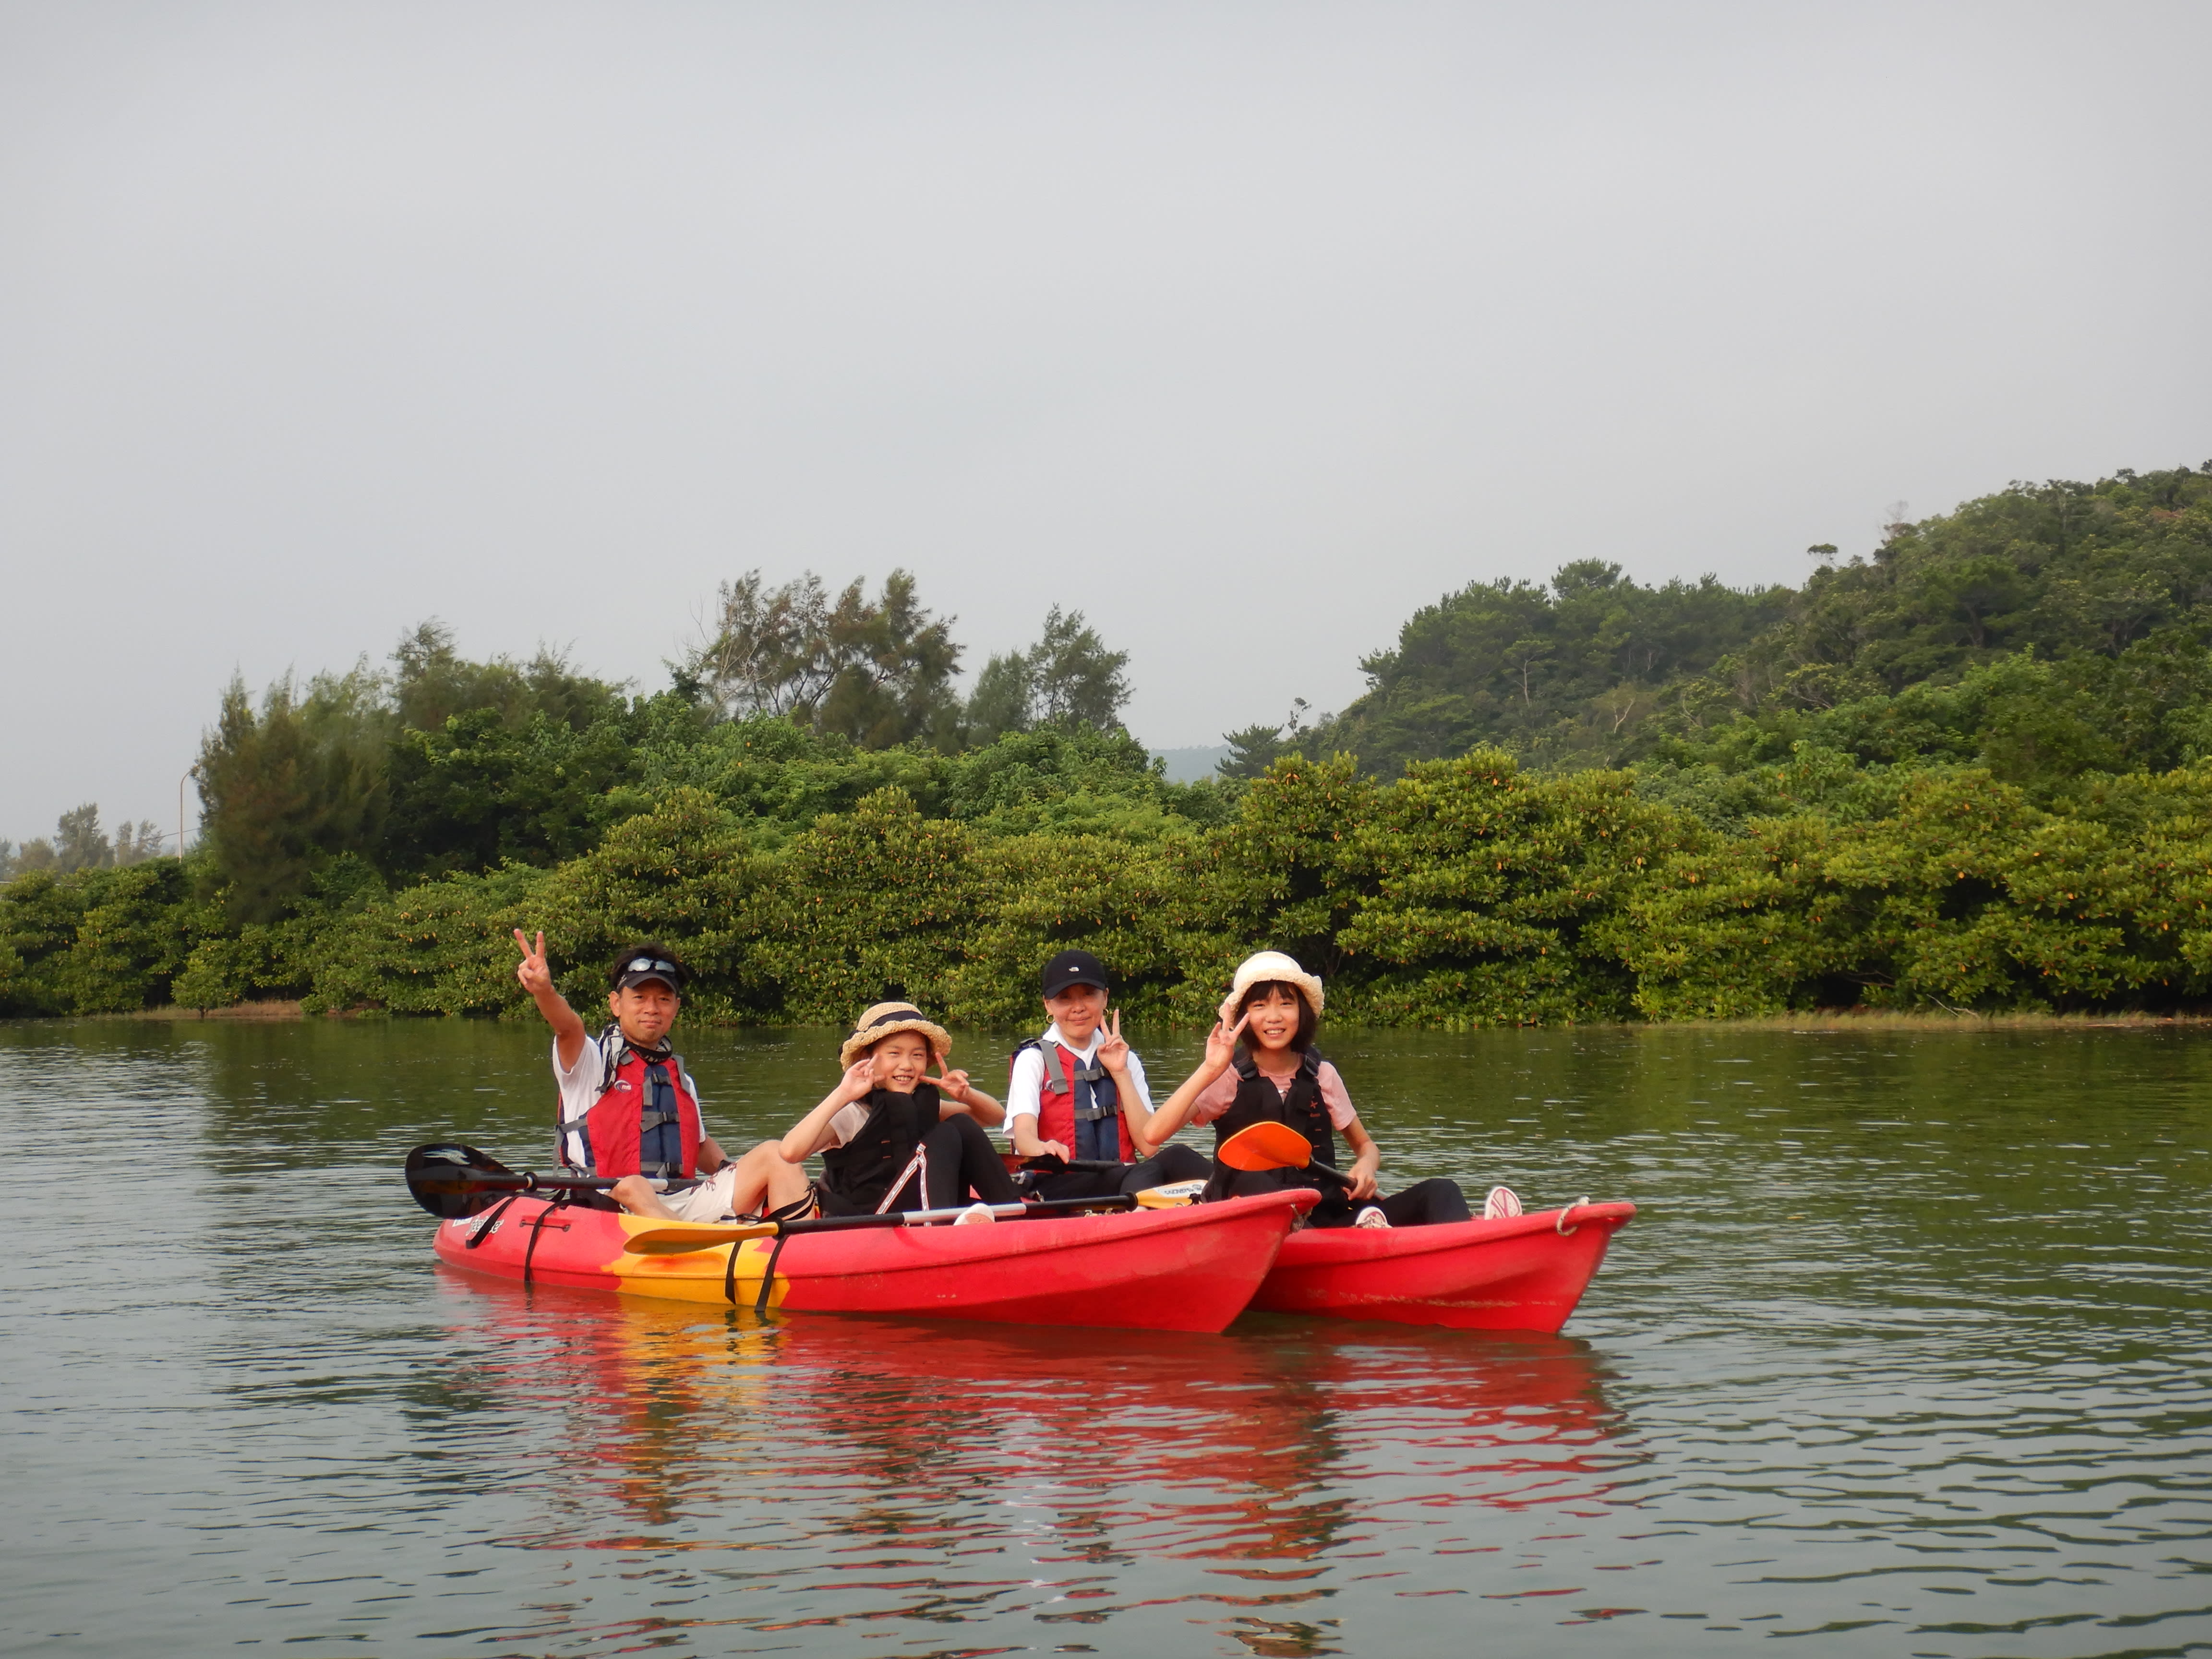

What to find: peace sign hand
left=1203, top=1008, right=1250, bottom=1073
left=931, top=1064, right=974, bottom=1105
left=1096, top=1008, right=1130, bottom=1072
left=512, top=929, right=554, bottom=997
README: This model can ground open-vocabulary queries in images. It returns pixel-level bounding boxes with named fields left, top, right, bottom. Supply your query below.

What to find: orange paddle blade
left=1216, top=1120, right=1313, bottom=1173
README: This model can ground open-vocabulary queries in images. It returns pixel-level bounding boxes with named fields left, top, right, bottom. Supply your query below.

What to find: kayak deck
left=1250, top=1201, right=1635, bottom=1332
left=433, top=1188, right=1315, bottom=1333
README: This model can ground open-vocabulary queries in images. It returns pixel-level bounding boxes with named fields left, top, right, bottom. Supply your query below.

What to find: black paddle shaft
left=403, top=1143, right=631, bottom=1218
left=404, top=1143, right=1147, bottom=1224
left=772, top=1193, right=1134, bottom=1235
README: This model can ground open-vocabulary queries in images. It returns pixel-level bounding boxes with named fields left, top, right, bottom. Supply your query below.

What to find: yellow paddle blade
left=619, top=1219, right=779, bottom=1255
left=1132, top=1179, right=1207, bottom=1209
left=1216, top=1120, right=1313, bottom=1173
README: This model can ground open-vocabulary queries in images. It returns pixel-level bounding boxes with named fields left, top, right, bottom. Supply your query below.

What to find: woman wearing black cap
left=1004, top=950, right=1212, bottom=1202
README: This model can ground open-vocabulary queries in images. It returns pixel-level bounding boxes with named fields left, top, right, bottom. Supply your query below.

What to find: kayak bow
left=1250, top=1200, right=1635, bottom=1332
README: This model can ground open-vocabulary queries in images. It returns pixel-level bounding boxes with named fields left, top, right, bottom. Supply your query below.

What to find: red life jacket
left=566, top=1042, right=704, bottom=1178
left=1028, top=1040, right=1134, bottom=1162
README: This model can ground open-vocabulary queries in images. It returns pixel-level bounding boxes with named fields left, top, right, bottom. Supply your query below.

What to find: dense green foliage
left=12, top=740, right=2212, bottom=1025
left=12, top=462, right=2212, bottom=1027
left=1303, top=465, right=2212, bottom=787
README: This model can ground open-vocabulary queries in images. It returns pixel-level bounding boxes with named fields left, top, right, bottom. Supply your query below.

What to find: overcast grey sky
left=4, top=1, right=2209, bottom=845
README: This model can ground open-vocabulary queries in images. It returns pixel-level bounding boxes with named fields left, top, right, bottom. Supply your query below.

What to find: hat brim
left=1221, top=972, right=1325, bottom=1023
left=838, top=1018, right=952, bottom=1070
left=614, top=971, right=682, bottom=995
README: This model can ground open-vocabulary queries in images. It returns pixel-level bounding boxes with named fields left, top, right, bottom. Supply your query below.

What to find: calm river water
left=4, top=1018, right=2211, bottom=1658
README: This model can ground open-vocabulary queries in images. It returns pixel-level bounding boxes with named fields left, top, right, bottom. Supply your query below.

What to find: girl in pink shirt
left=1143, top=951, right=1486, bottom=1229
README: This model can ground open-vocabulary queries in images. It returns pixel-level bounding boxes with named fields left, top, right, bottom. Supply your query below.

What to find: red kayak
left=1249, top=1200, right=1635, bottom=1332
left=433, top=1188, right=1315, bottom=1333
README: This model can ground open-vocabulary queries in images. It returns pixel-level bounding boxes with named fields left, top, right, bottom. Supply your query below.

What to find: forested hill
left=1285, top=464, right=2212, bottom=788
left=11, top=459, right=2212, bottom=1028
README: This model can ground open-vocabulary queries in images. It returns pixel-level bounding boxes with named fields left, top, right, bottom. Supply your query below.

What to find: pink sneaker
left=1482, top=1186, right=1523, bottom=1220
left=953, top=1202, right=998, bottom=1226
left=1354, top=1205, right=1390, bottom=1229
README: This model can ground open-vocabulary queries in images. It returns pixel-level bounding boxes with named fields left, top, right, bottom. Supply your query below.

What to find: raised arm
left=513, top=929, right=587, bottom=1070
left=1137, top=1010, right=1247, bottom=1147
left=781, top=1060, right=877, bottom=1162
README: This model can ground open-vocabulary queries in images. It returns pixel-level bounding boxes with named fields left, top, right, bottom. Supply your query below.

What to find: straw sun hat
left=839, top=1001, right=953, bottom=1070
left=1219, top=950, right=1325, bottom=1022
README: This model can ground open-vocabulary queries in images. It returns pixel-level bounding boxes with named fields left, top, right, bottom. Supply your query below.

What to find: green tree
left=194, top=670, right=390, bottom=923
left=1316, top=563, right=1789, bottom=775
left=1218, top=700, right=1314, bottom=781
left=961, top=606, right=1132, bottom=743
left=54, top=804, right=112, bottom=872
left=689, top=569, right=964, bottom=748
left=1339, top=751, right=1685, bottom=1024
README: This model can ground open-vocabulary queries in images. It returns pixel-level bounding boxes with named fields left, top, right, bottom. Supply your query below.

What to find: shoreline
left=68, top=1001, right=2212, bottom=1034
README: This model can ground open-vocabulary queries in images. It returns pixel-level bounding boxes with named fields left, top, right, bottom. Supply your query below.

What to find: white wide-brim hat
left=1220, top=950, right=1324, bottom=1022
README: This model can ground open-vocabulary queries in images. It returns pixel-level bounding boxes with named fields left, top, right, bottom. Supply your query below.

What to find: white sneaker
left=1482, top=1186, right=1523, bottom=1220
left=1354, top=1205, right=1390, bottom=1229
left=953, top=1202, right=998, bottom=1226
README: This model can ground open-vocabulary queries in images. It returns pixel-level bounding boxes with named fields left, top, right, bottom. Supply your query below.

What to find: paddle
left=404, top=1142, right=635, bottom=1218
left=1215, top=1120, right=1352, bottom=1187
left=404, top=1145, right=1157, bottom=1245
left=1131, top=1179, right=1206, bottom=1209
left=621, top=1192, right=1145, bottom=1253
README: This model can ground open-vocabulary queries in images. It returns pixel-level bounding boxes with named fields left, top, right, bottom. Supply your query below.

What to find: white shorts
left=659, top=1166, right=740, bottom=1223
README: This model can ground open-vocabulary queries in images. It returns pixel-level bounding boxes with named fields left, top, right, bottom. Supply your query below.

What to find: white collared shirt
left=1001, top=1022, right=1153, bottom=1138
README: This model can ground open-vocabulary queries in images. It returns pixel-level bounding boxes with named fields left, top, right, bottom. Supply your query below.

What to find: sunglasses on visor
left=626, top=958, right=679, bottom=977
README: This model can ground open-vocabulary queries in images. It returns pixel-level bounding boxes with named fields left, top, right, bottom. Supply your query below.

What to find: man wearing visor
left=512, top=931, right=809, bottom=1223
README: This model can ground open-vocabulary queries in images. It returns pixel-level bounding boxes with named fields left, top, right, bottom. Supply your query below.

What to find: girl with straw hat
left=780, top=1001, right=1021, bottom=1222
left=1142, top=951, right=1502, bottom=1229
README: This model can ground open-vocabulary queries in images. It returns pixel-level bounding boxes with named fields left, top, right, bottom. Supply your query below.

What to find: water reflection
left=13, top=1018, right=2212, bottom=1657
left=428, top=1276, right=1630, bottom=1649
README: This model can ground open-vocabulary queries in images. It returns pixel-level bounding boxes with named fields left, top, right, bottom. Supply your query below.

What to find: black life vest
left=1012, top=1037, right=1133, bottom=1163
left=1208, top=1048, right=1337, bottom=1196
left=818, top=1084, right=941, bottom=1216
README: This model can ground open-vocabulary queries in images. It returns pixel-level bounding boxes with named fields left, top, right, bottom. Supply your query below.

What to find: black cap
left=1041, top=949, right=1110, bottom=999
left=612, top=952, right=687, bottom=994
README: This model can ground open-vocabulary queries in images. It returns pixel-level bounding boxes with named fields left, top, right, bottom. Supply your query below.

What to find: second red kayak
left=1250, top=1200, right=1635, bottom=1332
left=434, top=1188, right=1315, bottom=1333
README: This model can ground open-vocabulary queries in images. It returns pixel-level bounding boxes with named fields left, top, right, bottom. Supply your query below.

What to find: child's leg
left=1373, top=1178, right=1472, bottom=1227
left=723, top=1140, right=810, bottom=1215
left=920, top=1115, right=1021, bottom=1207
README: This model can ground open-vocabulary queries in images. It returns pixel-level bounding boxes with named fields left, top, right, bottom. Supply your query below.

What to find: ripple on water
left=3, top=1019, right=2212, bottom=1656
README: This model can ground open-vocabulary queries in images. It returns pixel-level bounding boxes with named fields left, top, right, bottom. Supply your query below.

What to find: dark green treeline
left=7, top=464, right=2212, bottom=1026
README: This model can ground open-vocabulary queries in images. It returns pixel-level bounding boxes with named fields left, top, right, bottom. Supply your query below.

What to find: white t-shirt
left=820, top=1100, right=874, bottom=1150
left=1003, top=1023, right=1153, bottom=1139
left=553, top=1033, right=709, bottom=1168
